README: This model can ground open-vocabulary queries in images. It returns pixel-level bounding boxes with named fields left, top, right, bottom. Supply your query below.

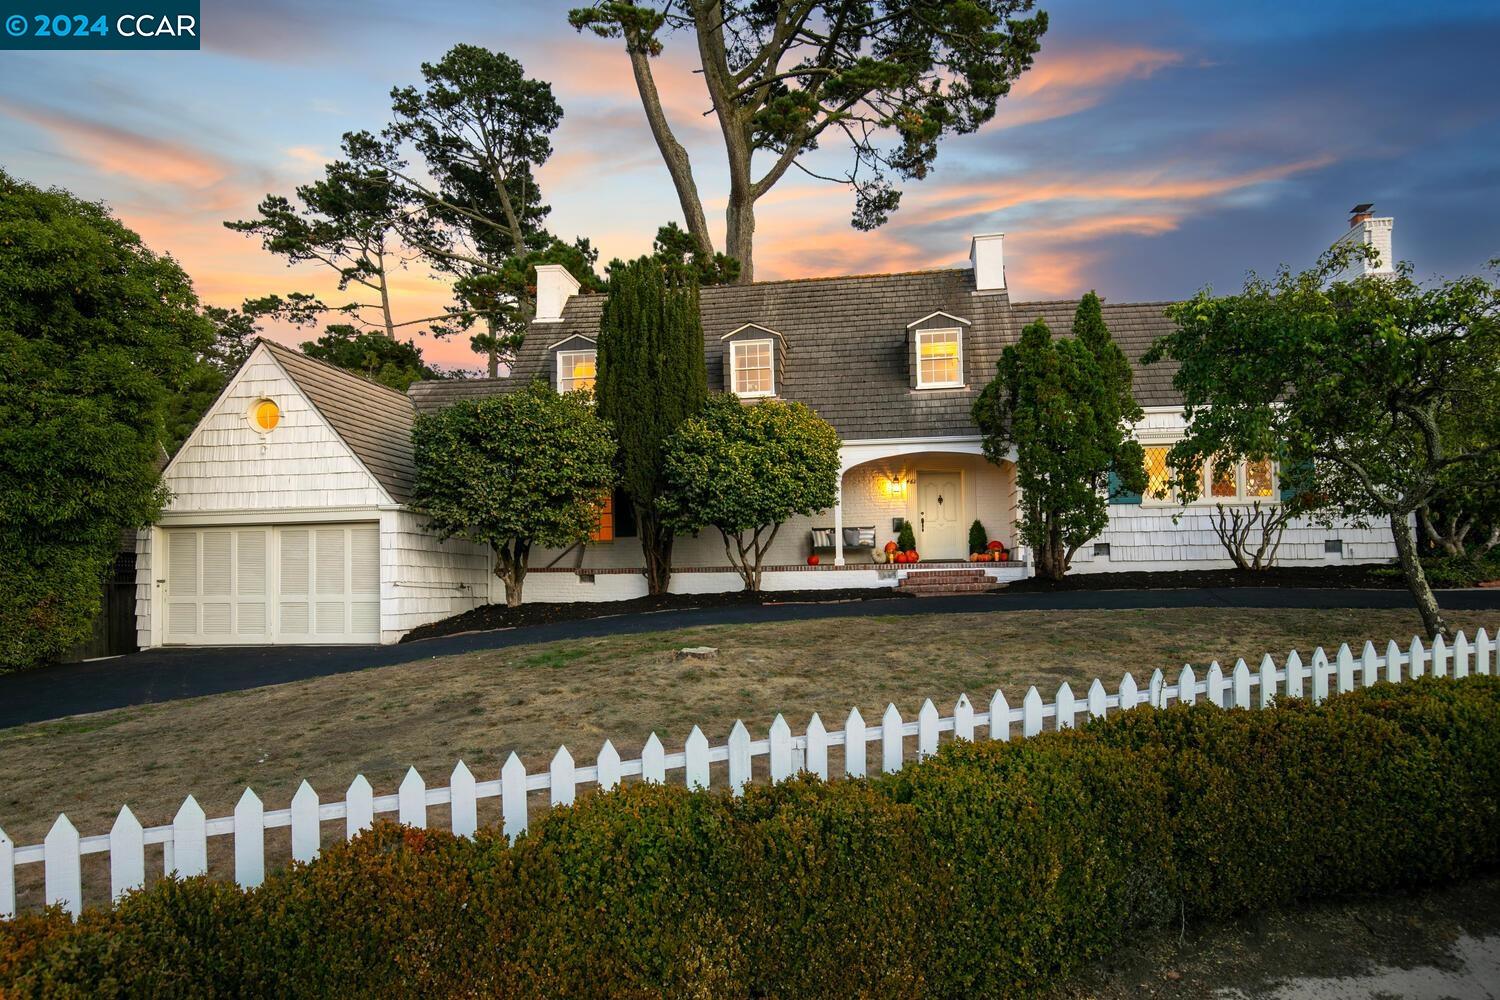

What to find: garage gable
left=162, top=343, right=393, bottom=513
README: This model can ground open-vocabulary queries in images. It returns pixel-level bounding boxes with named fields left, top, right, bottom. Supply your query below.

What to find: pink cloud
left=989, top=44, right=1185, bottom=129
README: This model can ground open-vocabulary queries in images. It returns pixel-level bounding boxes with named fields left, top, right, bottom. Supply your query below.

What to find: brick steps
left=898, top=567, right=1003, bottom=597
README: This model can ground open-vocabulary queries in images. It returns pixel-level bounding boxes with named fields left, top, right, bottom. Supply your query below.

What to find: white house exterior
left=137, top=212, right=1400, bottom=647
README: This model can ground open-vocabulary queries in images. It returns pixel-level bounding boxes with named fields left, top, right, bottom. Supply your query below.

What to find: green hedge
left=4, top=677, right=1498, bottom=998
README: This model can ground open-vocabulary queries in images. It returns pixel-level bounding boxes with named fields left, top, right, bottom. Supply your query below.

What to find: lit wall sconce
left=882, top=477, right=909, bottom=498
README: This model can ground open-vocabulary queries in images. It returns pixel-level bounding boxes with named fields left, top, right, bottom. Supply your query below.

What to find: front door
left=917, top=472, right=964, bottom=559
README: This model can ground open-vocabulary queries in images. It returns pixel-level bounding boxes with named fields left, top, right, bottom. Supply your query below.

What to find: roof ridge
left=257, top=337, right=416, bottom=407
left=1009, top=298, right=1179, bottom=307
left=705, top=265, right=972, bottom=291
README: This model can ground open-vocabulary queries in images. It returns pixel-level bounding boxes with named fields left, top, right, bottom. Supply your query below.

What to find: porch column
left=833, top=471, right=845, bottom=566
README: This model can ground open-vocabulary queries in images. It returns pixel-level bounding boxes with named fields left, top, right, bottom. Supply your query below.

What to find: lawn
left=4, top=606, right=1494, bottom=855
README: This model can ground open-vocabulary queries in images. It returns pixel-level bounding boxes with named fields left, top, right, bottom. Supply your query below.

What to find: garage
left=163, top=523, right=381, bottom=645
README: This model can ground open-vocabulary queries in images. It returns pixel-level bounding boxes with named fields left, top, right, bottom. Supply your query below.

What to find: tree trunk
left=485, top=316, right=500, bottom=379
left=1390, top=510, right=1448, bottom=639
left=725, top=191, right=755, bottom=284
left=496, top=538, right=530, bottom=608
left=640, top=510, right=674, bottom=596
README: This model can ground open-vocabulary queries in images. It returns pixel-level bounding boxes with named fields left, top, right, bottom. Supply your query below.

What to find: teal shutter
left=1280, top=458, right=1313, bottom=501
left=1108, top=468, right=1142, bottom=505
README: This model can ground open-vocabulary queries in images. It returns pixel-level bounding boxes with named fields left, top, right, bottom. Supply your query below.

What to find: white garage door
left=164, top=524, right=380, bottom=645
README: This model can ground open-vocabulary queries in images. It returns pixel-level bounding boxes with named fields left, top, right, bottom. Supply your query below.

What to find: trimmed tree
left=662, top=395, right=840, bottom=591
left=973, top=293, right=1146, bottom=581
left=1145, top=247, right=1500, bottom=638
left=0, top=172, right=212, bottom=668
left=596, top=256, right=708, bottom=595
left=411, top=382, right=615, bottom=607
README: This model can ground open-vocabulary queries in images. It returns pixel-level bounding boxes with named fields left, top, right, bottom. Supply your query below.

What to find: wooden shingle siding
left=378, top=511, right=493, bottom=642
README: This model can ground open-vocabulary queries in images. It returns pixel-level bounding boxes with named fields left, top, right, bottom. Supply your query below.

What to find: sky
left=2, top=0, right=1497, bottom=372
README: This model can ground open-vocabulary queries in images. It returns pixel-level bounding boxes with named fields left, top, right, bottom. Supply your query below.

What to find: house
left=137, top=210, right=1398, bottom=647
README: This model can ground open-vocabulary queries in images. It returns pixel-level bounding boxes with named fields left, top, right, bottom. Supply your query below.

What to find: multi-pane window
left=1141, top=447, right=1279, bottom=503
left=732, top=340, right=774, bottom=396
left=557, top=349, right=596, bottom=393
left=591, top=494, right=614, bottom=543
left=916, top=329, right=962, bottom=387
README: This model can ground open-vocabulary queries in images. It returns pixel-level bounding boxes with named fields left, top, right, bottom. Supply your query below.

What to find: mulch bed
left=400, top=587, right=914, bottom=642
left=402, top=563, right=1425, bottom=642
left=1004, top=563, right=1406, bottom=592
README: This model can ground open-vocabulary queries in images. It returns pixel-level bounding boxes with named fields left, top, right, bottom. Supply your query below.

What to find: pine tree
left=596, top=257, right=708, bottom=594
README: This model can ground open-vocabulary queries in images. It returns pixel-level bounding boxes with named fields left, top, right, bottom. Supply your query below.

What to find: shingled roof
left=407, top=268, right=1182, bottom=439
left=261, top=339, right=417, bottom=503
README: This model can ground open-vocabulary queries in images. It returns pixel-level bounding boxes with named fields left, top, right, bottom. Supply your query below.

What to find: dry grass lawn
left=4, top=606, right=1494, bottom=852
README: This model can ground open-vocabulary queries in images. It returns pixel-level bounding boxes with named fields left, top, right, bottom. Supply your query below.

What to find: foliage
left=968, top=520, right=989, bottom=555
left=595, top=256, right=708, bottom=595
left=648, top=222, right=740, bottom=286
left=226, top=134, right=408, bottom=338
left=1146, top=248, right=1500, bottom=637
left=7, top=676, right=1498, bottom=996
left=662, top=395, right=840, bottom=589
left=974, top=293, right=1146, bottom=580
left=897, top=519, right=917, bottom=552
left=568, top=0, right=1046, bottom=281
left=411, top=382, right=615, bottom=606
left=0, top=172, right=212, bottom=669
left=300, top=324, right=443, bottom=392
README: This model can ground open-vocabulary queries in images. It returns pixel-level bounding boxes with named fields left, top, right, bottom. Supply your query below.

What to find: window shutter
left=1108, top=468, right=1142, bottom=505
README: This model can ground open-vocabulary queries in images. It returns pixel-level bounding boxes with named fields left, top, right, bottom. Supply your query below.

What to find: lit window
left=1142, top=446, right=1172, bottom=499
left=732, top=340, right=774, bottom=396
left=916, top=329, right=962, bottom=388
left=591, top=493, right=614, bottom=543
left=250, top=399, right=280, bottom=433
left=1209, top=459, right=1238, bottom=498
left=1245, top=459, right=1275, bottom=498
left=557, top=350, right=596, bottom=393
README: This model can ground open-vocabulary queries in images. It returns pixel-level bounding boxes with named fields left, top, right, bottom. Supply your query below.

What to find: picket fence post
left=1360, top=641, right=1379, bottom=688
left=1118, top=673, right=1138, bottom=712
left=1055, top=683, right=1077, bottom=729
left=290, top=782, right=319, bottom=863
left=805, top=714, right=829, bottom=779
left=1478, top=629, right=1492, bottom=676
left=1232, top=660, right=1251, bottom=708
left=1022, top=687, right=1043, bottom=737
left=398, top=768, right=426, bottom=828
left=451, top=761, right=478, bottom=838
left=1432, top=634, right=1449, bottom=677
left=769, top=715, right=794, bottom=780
left=1453, top=632, right=1471, bottom=679
left=727, top=723, right=751, bottom=793
left=1386, top=639, right=1403, bottom=684
left=110, top=806, right=145, bottom=901
left=881, top=704, right=903, bottom=773
left=173, top=796, right=207, bottom=878
left=1148, top=669, right=1166, bottom=709
left=1088, top=679, right=1107, bottom=720
left=0, top=826, right=13, bottom=920
left=597, top=740, right=622, bottom=792
left=643, top=732, right=667, bottom=785
left=989, top=691, right=1010, bottom=741
left=44, top=815, right=81, bottom=916
left=551, top=746, right=578, bottom=805
left=953, top=694, right=974, bottom=741
left=1310, top=648, right=1330, bottom=704
left=1409, top=635, right=1426, bottom=678
left=234, top=788, right=264, bottom=888
left=685, top=728, right=710, bottom=791
left=845, top=707, right=867, bottom=778
left=346, top=775, right=374, bottom=840
left=1177, top=665, right=1197, bottom=706
left=1258, top=654, right=1277, bottom=708
left=1205, top=662, right=1225, bottom=707
left=501, top=753, right=527, bottom=840
left=917, top=700, right=940, bottom=759
left=1285, top=650, right=1305, bottom=699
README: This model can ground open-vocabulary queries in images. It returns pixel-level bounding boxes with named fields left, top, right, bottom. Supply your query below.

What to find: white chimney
left=1337, top=204, right=1395, bottom=277
left=534, top=263, right=581, bottom=322
left=969, top=233, right=1006, bottom=292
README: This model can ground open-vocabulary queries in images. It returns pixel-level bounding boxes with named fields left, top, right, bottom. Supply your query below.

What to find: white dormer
left=720, top=323, right=785, bottom=398
left=535, top=264, right=581, bottom=322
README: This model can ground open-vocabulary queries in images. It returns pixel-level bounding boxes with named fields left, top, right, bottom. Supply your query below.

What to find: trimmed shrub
left=3, top=677, right=1498, bottom=998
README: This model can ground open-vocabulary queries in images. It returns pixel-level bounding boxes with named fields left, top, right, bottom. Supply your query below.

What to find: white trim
left=720, top=322, right=784, bottom=342
left=156, top=505, right=399, bottom=526
left=914, top=327, right=964, bottom=389
left=556, top=348, right=598, bottom=393
left=905, top=310, right=971, bottom=329
left=245, top=397, right=280, bottom=435
left=545, top=334, right=597, bottom=351
left=729, top=338, right=775, bottom=397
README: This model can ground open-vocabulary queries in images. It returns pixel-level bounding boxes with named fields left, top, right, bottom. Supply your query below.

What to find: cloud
left=283, top=145, right=329, bottom=168
left=990, top=44, right=1186, bottom=129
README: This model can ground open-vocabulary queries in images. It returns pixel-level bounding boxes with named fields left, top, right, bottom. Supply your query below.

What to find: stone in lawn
left=676, top=646, right=718, bottom=660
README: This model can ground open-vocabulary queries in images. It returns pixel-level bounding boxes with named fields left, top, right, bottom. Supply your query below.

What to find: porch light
left=882, top=477, right=908, bottom=498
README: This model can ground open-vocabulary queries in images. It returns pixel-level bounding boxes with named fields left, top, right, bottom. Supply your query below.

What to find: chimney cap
left=1350, top=202, right=1374, bottom=215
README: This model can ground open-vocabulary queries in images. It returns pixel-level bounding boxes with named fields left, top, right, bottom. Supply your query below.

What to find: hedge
left=3, top=677, right=1498, bottom=998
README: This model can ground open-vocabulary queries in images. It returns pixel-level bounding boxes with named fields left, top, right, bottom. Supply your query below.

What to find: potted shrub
left=969, top=519, right=988, bottom=555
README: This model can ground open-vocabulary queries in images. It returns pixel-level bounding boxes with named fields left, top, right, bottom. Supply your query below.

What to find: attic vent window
left=731, top=339, right=774, bottom=397
left=250, top=398, right=280, bottom=433
left=916, top=328, right=962, bottom=388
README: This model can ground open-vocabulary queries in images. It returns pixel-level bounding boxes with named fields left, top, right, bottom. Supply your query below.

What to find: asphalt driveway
left=3, top=586, right=1497, bottom=729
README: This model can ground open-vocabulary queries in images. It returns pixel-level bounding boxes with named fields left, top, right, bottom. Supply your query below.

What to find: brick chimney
left=1337, top=203, right=1395, bottom=277
left=534, top=264, right=581, bottom=322
left=969, top=233, right=1006, bottom=293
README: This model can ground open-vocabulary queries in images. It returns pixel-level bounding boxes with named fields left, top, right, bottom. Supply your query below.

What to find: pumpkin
left=884, top=540, right=900, bottom=554
left=807, top=554, right=820, bottom=566
left=906, top=550, right=919, bottom=563
left=987, top=540, right=1003, bottom=551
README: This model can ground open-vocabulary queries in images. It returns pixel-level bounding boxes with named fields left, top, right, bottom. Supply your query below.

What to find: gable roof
left=407, top=268, right=1182, bottom=436
left=259, top=339, right=417, bottom=503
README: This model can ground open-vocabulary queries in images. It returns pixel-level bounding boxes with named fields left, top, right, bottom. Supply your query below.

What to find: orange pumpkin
left=906, top=550, right=919, bottom=563
left=884, top=540, right=900, bottom=554
left=807, top=554, right=820, bottom=566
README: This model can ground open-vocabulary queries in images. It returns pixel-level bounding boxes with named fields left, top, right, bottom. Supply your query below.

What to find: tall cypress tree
left=596, top=257, right=707, bottom=594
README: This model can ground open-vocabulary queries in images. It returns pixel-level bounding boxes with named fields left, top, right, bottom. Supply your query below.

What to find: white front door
left=163, top=523, right=380, bottom=645
left=917, top=472, right=964, bottom=559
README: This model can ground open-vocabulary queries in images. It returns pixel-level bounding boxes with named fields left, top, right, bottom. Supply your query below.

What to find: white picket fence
left=2, top=626, right=1494, bottom=919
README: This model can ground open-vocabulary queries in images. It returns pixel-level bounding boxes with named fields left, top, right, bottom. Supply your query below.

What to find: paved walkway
left=3, top=587, right=1497, bottom=729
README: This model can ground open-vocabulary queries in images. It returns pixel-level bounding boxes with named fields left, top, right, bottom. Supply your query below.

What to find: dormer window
left=731, top=339, right=775, bottom=397
left=557, top=350, right=596, bottom=392
left=916, top=328, right=962, bottom=388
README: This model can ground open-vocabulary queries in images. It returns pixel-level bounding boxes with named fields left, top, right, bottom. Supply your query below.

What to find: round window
left=251, top=399, right=280, bottom=432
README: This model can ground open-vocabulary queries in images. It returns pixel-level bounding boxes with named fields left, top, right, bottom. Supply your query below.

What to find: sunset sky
left=3, top=0, right=1496, bottom=372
